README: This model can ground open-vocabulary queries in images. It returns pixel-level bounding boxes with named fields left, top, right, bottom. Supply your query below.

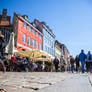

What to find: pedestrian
left=41, top=62, right=45, bottom=71
left=75, top=55, right=80, bottom=72
left=0, top=57, right=6, bottom=73
left=11, top=54, right=17, bottom=71
left=53, top=57, right=59, bottom=72
left=22, top=58, right=29, bottom=72
left=32, top=62, right=38, bottom=71
left=60, top=56, right=66, bottom=72
left=70, top=56, right=75, bottom=73
left=86, top=51, right=92, bottom=72
left=79, top=49, right=86, bottom=73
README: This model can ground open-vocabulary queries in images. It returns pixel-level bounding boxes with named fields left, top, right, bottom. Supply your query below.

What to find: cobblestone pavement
left=0, top=72, right=92, bottom=92
left=0, top=72, right=72, bottom=92
left=38, top=73, right=92, bottom=92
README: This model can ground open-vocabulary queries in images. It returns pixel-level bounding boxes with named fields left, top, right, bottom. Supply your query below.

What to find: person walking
left=75, top=55, right=80, bottom=72
left=70, top=56, right=75, bottom=73
left=0, top=57, right=6, bottom=72
left=60, top=57, right=66, bottom=72
left=79, top=49, right=86, bottom=73
left=86, top=51, right=92, bottom=72
left=53, top=57, right=59, bottom=72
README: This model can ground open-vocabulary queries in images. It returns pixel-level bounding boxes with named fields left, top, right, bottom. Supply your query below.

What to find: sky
left=0, top=0, right=92, bottom=57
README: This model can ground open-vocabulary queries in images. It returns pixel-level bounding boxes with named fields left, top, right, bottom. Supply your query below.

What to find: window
left=40, top=34, right=42, bottom=39
left=33, top=29, right=35, bottom=35
left=45, top=45, right=47, bottom=52
left=24, top=22, right=27, bottom=28
left=28, top=37, right=31, bottom=45
left=36, top=32, right=39, bottom=37
left=22, top=34, right=26, bottom=43
left=29, top=26, right=31, bottom=32
left=48, top=47, right=50, bottom=53
left=40, top=43, right=42, bottom=50
left=52, top=43, right=54, bottom=48
left=36, top=41, right=38, bottom=49
left=32, top=39, right=35, bottom=47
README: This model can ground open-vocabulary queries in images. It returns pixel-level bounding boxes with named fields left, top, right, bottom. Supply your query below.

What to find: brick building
left=13, top=13, right=43, bottom=51
left=0, top=9, right=11, bottom=26
left=62, top=44, right=70, bottom=67
left=0, top=9, right=13, bottom=54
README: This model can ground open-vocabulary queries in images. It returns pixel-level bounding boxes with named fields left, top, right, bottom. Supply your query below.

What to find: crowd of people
left=0, top=54, right=53, bottom=72
left=0, top=49, right=92, bottom=73
left=70, top=50, right=92, bottom=73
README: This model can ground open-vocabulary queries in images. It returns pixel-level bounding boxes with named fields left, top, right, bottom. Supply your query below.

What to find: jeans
left=81, top=62, right=85, bottom=73
left=55, top=65, right=58, bottom=72
left=71, top=64, right=74, bottom=73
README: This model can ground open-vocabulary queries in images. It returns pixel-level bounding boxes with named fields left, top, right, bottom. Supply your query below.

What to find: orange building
left=13, top=13, right=43, bottom=51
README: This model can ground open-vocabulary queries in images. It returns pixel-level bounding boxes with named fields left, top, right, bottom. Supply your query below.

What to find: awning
left=15, top=50, right=51, bottom=59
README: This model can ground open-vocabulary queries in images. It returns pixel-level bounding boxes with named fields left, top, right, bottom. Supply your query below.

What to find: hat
left=0, top=31, right=4, bottom=38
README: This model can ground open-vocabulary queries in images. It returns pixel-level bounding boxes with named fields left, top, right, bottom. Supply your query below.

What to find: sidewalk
left=0, top=72, right=71, bottom=92
left=39, top=73, right=92, bottom=92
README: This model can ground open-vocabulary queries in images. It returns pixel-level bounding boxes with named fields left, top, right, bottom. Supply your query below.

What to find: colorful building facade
left=55, top=40, right=62, bottom=61
left=13, top=13, right=43, bottom=51
left=42, top=23, right=55, bottom=57
left=62, top=44, right=70, bottom=66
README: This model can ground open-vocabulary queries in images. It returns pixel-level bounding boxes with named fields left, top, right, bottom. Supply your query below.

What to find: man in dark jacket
left=79, top=49, right=86, bottom=73
left=53, top=57, right=59, bottom=72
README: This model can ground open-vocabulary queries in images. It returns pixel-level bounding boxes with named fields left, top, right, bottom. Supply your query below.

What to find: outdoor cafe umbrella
left=16, top=50, right=51, bottom=59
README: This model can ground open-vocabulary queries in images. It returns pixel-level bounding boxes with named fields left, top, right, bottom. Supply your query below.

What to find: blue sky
left=0, top=0, right=92, bottom=57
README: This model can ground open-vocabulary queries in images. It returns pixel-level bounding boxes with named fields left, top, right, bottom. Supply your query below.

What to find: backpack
left=88, top=55, right=91, bottom=60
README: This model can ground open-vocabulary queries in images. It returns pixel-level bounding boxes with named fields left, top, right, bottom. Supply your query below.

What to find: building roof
left=62, top=44, right=69, bottom=54
left=55, top=40, right=63, bottom=48
left=14, top=12, right=43, bottom=36
left=33, top=19, right=43, bottom=33
left=41, top=22, right=55, bottom=38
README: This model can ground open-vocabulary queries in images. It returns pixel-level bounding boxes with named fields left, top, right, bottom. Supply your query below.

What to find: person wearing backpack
left=79, top=49, right=86, bottom=73
left=86, top=51, right=92, bottom=72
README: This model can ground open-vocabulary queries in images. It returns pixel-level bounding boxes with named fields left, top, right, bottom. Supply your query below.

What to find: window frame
left=36, top=32, right=39, bottom=37
left=28, top=37, right=31, bottom=45
left=22, top=33, right=26, bottom=43
left=36, top=41, right=38, bottom=49
left=29, top=26, right=31, bottom=32
left=23, top=22, right=27, bottom=29
left=32, top=39, right=35, bottom=47
left=33, top=29, right=35, bottom=35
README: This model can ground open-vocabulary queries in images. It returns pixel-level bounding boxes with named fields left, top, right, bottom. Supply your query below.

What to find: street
left=0, top=72, right=92, bottom=92
left=39, top=73, right=92, bottom=92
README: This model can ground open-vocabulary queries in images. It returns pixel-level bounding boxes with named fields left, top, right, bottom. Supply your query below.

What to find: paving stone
left=0, top=72, right=71, bottom=92
left=38, top=73, right=92, bottom=92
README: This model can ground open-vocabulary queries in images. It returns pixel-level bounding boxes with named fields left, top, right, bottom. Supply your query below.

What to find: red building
left=13, top=13, right=43, bottom=51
